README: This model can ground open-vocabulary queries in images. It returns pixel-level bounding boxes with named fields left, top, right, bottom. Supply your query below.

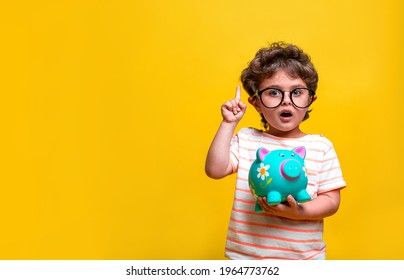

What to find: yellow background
left=0, top=0, right=403, bottom=259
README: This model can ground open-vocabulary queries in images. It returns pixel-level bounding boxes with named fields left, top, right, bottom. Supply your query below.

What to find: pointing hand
left=221, top=86, right=247, bottom=123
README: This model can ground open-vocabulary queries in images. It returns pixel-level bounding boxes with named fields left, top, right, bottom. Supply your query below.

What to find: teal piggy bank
left=248, top=146, right=311, bottom=212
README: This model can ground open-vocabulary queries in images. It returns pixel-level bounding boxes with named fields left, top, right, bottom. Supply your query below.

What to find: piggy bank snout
left=280, top=159, right=302, bottom=180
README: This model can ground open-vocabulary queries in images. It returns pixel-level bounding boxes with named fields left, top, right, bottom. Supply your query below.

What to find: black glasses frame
left=252, top=87, right=316, bottom=109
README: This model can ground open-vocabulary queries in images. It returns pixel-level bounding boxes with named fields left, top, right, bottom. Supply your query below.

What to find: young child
left=205, top=42, right=346, bottom=260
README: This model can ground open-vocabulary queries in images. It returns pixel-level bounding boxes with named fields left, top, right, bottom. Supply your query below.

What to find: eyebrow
left=266, top=83, right=307, bottom=88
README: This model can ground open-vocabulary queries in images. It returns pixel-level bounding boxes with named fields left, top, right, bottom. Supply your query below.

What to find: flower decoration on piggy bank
left=248, top=146, right=311, bottom=212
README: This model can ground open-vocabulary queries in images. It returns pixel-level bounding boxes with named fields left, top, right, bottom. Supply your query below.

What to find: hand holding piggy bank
left=248, top=146, right=311, bottom=212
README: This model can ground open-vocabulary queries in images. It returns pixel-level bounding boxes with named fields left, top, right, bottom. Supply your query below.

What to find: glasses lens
left=260, top=88, right=283, bottom=108
left=290, top=88, right=313, bottom=108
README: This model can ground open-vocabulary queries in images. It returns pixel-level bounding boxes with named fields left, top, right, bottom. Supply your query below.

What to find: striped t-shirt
left=226, top=127, right=346, bottom=260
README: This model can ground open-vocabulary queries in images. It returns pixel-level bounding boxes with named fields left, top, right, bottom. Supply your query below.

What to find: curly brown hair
left=241, top=42, right=318, bottom=129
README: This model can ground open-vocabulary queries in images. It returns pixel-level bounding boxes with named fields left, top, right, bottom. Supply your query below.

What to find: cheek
left=261, top=109, right=277, bottom=121
left=297, top=109, right=308, bottom=120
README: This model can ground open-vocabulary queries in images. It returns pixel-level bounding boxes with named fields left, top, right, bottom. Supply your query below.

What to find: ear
left=312, top=95, right=317, bottom=103
left=293, top=146, right=306, bottom=159
left=248, top=96, right=262, bottom=113
left=256, top=147, right=270, bottom=162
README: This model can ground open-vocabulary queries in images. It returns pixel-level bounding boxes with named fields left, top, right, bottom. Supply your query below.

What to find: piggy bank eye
left=279, top=153, right=285, bottom=157
left=291, top=153, right=295, bottom=157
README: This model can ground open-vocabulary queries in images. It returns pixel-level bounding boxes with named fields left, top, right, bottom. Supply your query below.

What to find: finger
left=231, top=100, right=241, bottom=114
left=238, top=101, right=247, bottom=111
left=221, top=101, right=232, bottom=111
left=235, top=85, right=241, bottom=101
left=258, top=197, right=264, bottom=205
left=258, top=197, right=265, bottom=207
left=258, top=197, right=272, bottom=212
left=287, top=195, right=298, bottom=209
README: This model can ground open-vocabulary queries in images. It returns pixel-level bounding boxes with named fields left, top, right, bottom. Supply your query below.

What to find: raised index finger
left=235, top=85, right=241, bottom=101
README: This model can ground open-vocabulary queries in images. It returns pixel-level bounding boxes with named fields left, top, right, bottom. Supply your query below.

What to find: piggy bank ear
left=293, top=146, right=306, bottom=159
left=256, top=147, right=270, bottom=162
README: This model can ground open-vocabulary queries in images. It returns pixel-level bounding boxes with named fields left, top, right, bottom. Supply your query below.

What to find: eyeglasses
left=252, top=87, right=315, bottom=109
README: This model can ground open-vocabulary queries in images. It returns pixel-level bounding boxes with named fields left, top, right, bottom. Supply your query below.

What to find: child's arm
left=205, top=86, right=247, bottom=179
left=257, top=189, right=342, bottom=220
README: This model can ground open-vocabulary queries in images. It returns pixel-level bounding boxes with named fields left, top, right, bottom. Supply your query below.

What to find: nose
left=282, top=92, right=292, bottom=105
left=280, top=159, right=301, bottom=180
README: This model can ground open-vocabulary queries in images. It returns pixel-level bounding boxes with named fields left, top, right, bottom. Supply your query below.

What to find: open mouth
left=280, top=111, right=293, bottom=118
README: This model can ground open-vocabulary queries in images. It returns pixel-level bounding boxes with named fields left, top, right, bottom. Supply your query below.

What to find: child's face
left=248, top=69, right=317, bottom=138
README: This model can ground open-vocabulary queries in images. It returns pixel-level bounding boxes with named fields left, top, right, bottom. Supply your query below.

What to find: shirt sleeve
left=318, top=144, right=346, bottom=193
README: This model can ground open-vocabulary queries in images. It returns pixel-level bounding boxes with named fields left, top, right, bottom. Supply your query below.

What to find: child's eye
left=291, top=89, right=302, bottom=96
left=269, top=89, right=282, bottom=97
left=279, top=153, right=285, bottom=157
